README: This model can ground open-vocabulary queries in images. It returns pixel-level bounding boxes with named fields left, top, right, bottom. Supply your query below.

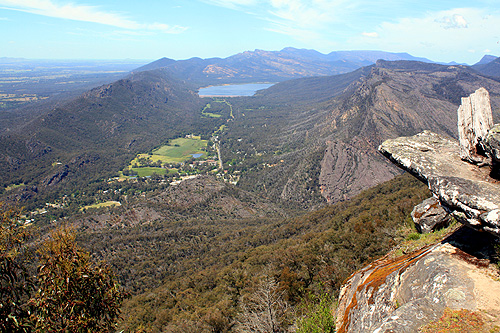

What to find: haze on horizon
left=1, top=0, right=499, bottom=65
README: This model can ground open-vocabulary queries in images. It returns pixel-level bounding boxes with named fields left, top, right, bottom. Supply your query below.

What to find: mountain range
left=134, top=47, right=435, bottom=86
left=2, top=50, right=500, bottom=210
left=2, top=48, right=500, bottom=331
left=473, top=55, right=500, bottom=77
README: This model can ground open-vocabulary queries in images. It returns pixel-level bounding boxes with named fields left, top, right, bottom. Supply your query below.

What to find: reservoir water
left=198, top=83, right=275, bottom=97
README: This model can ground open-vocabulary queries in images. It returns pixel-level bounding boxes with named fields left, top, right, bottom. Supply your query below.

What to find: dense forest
left=82, top=173, right=429, bottom=331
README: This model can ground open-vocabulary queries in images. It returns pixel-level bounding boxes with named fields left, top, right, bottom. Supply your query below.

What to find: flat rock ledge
left=379, top=131, right=500, bottom=236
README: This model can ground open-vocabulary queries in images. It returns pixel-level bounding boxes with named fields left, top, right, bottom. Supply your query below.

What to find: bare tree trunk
left=235, top=276, right=290, bottom=333
left=457, top=87, right=493, bottom=164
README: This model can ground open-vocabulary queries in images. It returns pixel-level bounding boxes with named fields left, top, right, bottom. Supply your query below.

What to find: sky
left=1, top=0, right=499, bottom=64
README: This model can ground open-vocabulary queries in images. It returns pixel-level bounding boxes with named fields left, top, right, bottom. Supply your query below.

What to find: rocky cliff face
left=317, top=61, right=500, bottom=204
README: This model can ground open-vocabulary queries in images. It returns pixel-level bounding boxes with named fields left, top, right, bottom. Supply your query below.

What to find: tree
left=1, top=202, right=127, bottom=332
left=235, top=276, right=291, bottom=333
left=0, top=204, right=34, bottom=333
left=30, top=227, right=127, bottom=332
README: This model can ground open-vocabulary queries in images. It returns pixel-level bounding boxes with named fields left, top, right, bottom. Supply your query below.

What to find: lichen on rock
left=336, top=229, right=500, bottom=332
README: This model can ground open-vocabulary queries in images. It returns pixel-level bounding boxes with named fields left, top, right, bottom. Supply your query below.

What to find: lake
left=198, top=83, right=275, bottom=97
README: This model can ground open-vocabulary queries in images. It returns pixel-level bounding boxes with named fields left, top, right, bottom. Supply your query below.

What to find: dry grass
left=419, top=308, right=500, bottom=333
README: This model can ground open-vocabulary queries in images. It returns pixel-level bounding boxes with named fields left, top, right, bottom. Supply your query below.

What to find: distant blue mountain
left=472, top=55, right=500, bottom=77
left=134, top=48, right=437, bottom=86
left=474, top=55, right=498, bottom=66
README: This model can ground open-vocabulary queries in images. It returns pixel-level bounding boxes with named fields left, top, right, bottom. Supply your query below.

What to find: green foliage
left=30, top=227, right=127, bottom=332
left=406, top=232, right=421, bottom=240
left=392, top=219, right=458, bottom=258
left=296, top=293, right=336, bottom=333
left=0, top=204, right=126, bottom=333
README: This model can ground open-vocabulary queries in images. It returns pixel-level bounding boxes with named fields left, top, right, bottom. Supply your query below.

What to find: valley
left=2, top=48, right=500, bottom=332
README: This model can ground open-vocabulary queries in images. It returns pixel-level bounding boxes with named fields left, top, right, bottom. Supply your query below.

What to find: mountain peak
left=472, top=56, right=500, bottom=77
left=133, top=57, right=176, bottom=72
left=474, top=55, right=498, bottom=66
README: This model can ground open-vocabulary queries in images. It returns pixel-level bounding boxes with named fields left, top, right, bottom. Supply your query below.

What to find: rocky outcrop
left=379, top=131, right=500, bottom=236
left=411, top=197, right=451, bottom=233
left=457, top=87, right=493, bottom=164
left=336, top=228, right=500, bottom=332
left=484, top=124, right=500, bottom=164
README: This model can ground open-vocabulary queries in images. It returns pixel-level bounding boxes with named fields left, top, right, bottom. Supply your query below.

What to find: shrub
left=0, top=203, right=126, bottom=332
left=0, top=205, right=34, bottom=332
left=296, top=293, right=335, bottom=333
left=30, top=227, right=127, bottom=332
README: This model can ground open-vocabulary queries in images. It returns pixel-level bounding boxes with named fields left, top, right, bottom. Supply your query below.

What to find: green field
left=81, top=201, right=121, bottom=211
left=201, top=103, right=222, bottom=118
left=131, top=167, right=167, bottom=177
left=153, top=137, right=207, bottom=160
left=128, top=137, right=209, bottom=173
left=201, top=100, right=234, bottom=118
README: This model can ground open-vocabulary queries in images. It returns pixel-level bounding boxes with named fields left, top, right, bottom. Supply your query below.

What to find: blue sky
left=1, top=0, right=499, bottom=64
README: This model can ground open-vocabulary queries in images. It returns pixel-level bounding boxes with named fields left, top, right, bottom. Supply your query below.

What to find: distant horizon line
left=1, top=47, right=498, bottom=65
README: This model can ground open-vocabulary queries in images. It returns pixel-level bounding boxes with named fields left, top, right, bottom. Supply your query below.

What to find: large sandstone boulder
left=379, top=131, right=500, bottom=236
left=411, top=197, right=451, bottom=233
left=336, top=229, right=500, bottom=333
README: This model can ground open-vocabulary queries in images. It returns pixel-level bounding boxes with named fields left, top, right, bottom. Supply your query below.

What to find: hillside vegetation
left=102, top=173, right=429, bottom=331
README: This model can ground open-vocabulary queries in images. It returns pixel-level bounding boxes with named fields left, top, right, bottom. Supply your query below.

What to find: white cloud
left=265, top=19, right=321, bottom=41
left=362, top=32, right=378, bottom=38
left=204, top=0, right=351, bottom=52
left=436, top=14, right=468, bottom=29
left=0, top=0, right=187, bottom=33
left=268, top=0, right=348, bottom=27
left=202, top=0, right=258, bottom=10
left=205, top=0, right=348, bottom=29
left=348, top=8, right=500, bottom=64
